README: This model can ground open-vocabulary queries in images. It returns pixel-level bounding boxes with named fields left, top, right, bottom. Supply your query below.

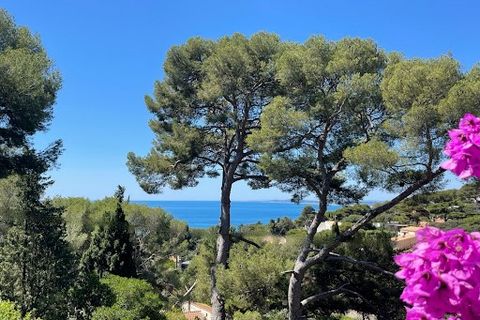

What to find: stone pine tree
left=0, top=9, right=62, bottom=178
left=127, top=33, right=282, bottom=319
left=81, top=186, right=136, bottom=278
left=249, top=37, right=477, bottom=319
left=0, top=150, right=75, bottom=320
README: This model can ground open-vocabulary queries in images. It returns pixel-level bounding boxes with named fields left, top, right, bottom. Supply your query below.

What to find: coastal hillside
left=0, top=172, right=478, bottom=319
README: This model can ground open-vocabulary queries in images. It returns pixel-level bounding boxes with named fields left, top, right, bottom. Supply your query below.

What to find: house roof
left=191, top=302, right=213, bottom=313
left=392, top=233, right=417, bottom=251
left=183, top=311, right=205, bottom=320
left=400, top=226, right=422, bottom=233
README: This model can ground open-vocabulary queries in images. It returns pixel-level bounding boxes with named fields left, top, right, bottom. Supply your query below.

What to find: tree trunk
left=288, top=262, right=306, bottom=320
left=288, top=198, right=328, bottom=320
left=211, top=179, right=232, bottom=320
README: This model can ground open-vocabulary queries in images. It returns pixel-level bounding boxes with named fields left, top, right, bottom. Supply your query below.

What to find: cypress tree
left=81, top=186, right=136, bottom=278
left=0, top=170, right=75, bottom=320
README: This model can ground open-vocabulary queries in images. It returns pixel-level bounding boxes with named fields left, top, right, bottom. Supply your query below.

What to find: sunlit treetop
left=128, top=33, right=284, bottom=193
left=249, top=38, right=480, bottom=204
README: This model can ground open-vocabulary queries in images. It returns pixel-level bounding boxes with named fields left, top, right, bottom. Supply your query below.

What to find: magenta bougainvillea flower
left=441, top=113, right=480, bottom=178
left=395, top=227, right=480, bottom=320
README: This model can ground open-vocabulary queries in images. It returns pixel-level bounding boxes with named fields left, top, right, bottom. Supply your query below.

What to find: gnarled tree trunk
left=288, top=197, right=328, bottom=320
left=288, top=263, right=306, bottom=320
left=211, top=177, right=233, bottom=320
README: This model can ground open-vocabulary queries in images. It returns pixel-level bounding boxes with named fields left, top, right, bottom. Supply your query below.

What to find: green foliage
left=56, top=197, right=95, bottom=251
left=183, top=228, right=217, bottom=304
left=247, top=97, right=308, bottom=152
left=54, top=195, right=194, bottom=308
left=69, top=271, right=115, bottom=320
left=0, top=173, right=74, bottom=320
left=263, top=310, right=288, bottom=320
left=249, top=36, right=387, bottom=204
left=233, top=309, right=287, bottom=320
left=127, top=32, right=283, bottom=193
left=233, top=310, right=263, bottom=320
left=295, top=205, right=316, bottom=228
left=81, top=187, right=136, bottom=278
left=237, top=223, right=270, bottom=238
left=326, top=204, right=370, bottom=221
left=52, top=196, right=178, bottom=256
left=0, top=9, right=62, bottom=178
left=217, top=243, right=291, bottom=314
left=0, top=300, right=22, bottom=320
left=340, top=214, right=363, bottom=223
left=376, top=182, right=480, bottom=231
left=164, top=310, right=187, bottom=320
left=376, top=55, right=479, bottom=191
left=0, top=12, right=67, bottom=317
left=131, top=211, right=192, bottom=293
left=0, top=300, right=37, bottom=320
left=3, top=19, right=479, bottom=320
left=249, top=37, right=478, bottom=207
left=92, top=275, right=165, bottom=320
left=244, top=39, right=477, bottom=319
left=0, top=175, right=22, bottom=238
left=307, top=230, right=404, bottom=320
left=269, top=217, right=295, bottom=236
left=277, top=228, right=308, bottom=260
left=439, top=65, right=480, bottom=122
left=92, top=306, right=137, bottom=320
left=446, top=214, right=480, bottom=232
left=344, top=139, right=398, bottom=170
left=382, top=55, right=460, bottom=123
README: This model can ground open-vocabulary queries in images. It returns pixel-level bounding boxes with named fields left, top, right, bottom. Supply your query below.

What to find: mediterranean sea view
left=134, top=200, right=341, bottom=228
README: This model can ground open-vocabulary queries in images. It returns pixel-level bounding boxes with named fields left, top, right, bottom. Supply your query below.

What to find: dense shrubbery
left=218, top=243, right=292, bottom=314
left=1, top=170, right=475, bottom=320
left=181, top=220, right=406, bottom=319
left=307, top=230, right=404, bottom=320
left=269, top=217, right=296, bottom=235
left=0, top=300, right=36, bottom=320
left=0, top=180, right=175, bottom=319
left=91, top=275, right=166, bottom=320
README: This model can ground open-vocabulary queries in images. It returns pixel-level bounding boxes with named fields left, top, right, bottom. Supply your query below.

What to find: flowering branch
left=394, top=113, right=480, bottom=320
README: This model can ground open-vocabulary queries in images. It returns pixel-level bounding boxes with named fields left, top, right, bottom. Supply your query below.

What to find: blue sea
left=133, top=200, right=340, bottom=228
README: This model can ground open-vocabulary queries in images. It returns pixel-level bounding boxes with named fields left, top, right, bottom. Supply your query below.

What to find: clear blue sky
left=1, top=0, right=477, bottom=201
